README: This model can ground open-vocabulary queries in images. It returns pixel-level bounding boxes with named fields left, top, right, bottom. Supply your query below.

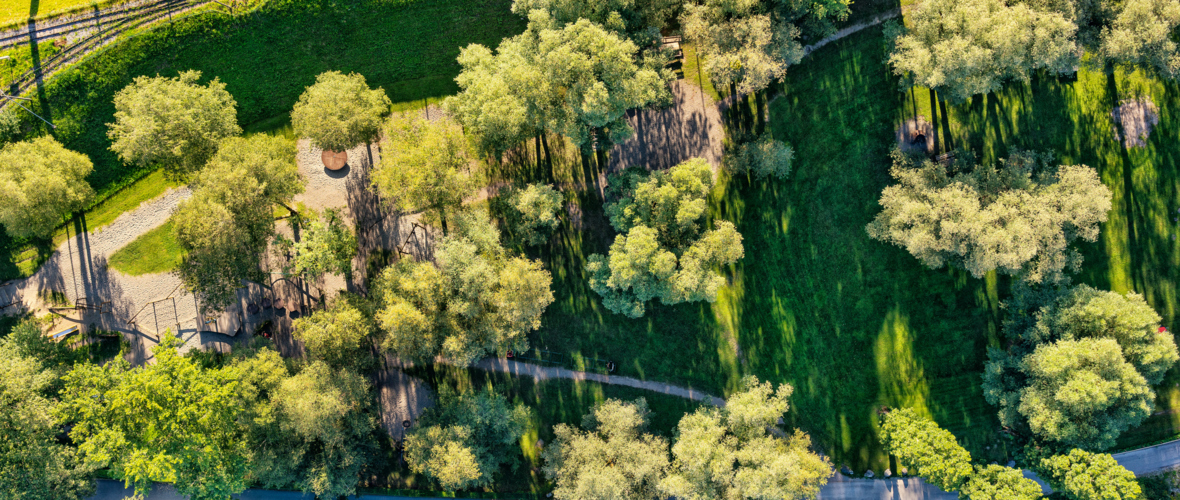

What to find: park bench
left=49, top=325, right=79, bottom=342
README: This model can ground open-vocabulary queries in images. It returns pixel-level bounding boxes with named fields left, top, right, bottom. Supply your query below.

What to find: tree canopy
left=1038, top=449, right=1140, bottom=500
left=587, top=158, right=744, bottom=317
left=173, top=134, right=304, bottom=310
left=983, top=285, right=1177, bottom=449
left=289, top=208, right=358, bottom=282
left=889, top=0, right=1078, bottom=102
left=371, top=114, right=480, bottom=228
left=107, top=70, right=241, bottom=177
left=291, top=294, right=375, bottom=371
left=448, top=15, right=671, bottom=157
left=59, top=335, right=247, bottom=500
left=235, top=353, right=379, bottom=499
left=374, top=210, right=554, bottom=365
left=867, top=149, right=1111, bottom=284
left=723, top=133, right=793, bottom=180
left=880, top=408, right=1042, bottom=499
left=493, top=183, right=565, bottom=246
left=542, top=398, right=669, bottom=500
left=0, top=342, right=95, bottom=500
left=660, top=376, right=830, bottom=500
left=681, top=0, right=850, bottom=95
left=291, top=71, right=391, bottom=152
left=0, top=136, right=95, bottom=239
left=404, top=388, right=531, bottom=491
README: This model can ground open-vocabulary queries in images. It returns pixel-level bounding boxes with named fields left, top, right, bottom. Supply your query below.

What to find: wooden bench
left=49, top=325, right=79, bottom=342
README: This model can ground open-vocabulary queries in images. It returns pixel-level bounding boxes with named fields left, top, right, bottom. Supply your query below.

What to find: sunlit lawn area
left=0, top=0, right=135, bottom=28
left=108, top=220, right=183, bottom=276
left=514, top=22, right=1180, bottom=473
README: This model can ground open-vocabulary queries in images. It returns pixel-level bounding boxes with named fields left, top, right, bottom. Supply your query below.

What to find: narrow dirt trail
left=472, top=357, right=727, bottom=406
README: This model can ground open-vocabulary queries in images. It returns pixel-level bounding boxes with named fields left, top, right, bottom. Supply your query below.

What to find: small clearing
left=1112, top=98, right=1159, bottom=148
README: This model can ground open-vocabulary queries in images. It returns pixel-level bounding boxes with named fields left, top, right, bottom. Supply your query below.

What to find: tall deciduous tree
left=0, top=344, right=95, bottom=500
left=543, top=398, right=669, bottom=500
left=880, top=408, right=1042, bottom=498
left=173, top=135, right=304, bottom=310
left=291, top=294, right=374, bottom=371
left=1099, top=0, right=1180, bottom=78
left=983, top=285, right=1177, bottom=449
left=681, top=0, right=807, bottom=96
left=404, top=388, right=531, bottom=491
left=879, top=408, right=974, bottom=492
left=0, top=136, right=95, bottom=239
left=1039, top=449, right=1140, bottom=500
left=371, top=114, right=480, bottom=230
left=374, top=210, right=554, bottom=365
left=888, top=0, right=1078, bottom=102
left=660, top=376, right=830, bottom=500
left=493, top=183, right=564, bottom=246
left=59, top=335, right=247, bottom=500
left=291, top=208, right=358, bottom=281
left=867, top=149, right=1111, bottom=284
left=587, top=158, right=744, bottom=318
left=291, top=71, right=391, bottom=152
left=448, top=16, right=671, bottom=161
left=107, top=70, right=241, bottom=177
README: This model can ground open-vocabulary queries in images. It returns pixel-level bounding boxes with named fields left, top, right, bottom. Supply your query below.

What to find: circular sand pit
left=897, top=116, right=934, bottom=154
left=1112, top=98, right=1159, bottom=148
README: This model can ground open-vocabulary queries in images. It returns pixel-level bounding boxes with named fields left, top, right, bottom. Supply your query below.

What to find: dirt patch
left=376, top=356, right=435, bottom=441
left=1112, top=98, right=1159, bottom=148
left=608, top=80, right=724, bottom=175
left=896, top=116, right=934, bottom=154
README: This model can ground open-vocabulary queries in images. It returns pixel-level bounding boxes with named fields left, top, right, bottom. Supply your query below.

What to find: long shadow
left=25, top=18, right=54, bottom=132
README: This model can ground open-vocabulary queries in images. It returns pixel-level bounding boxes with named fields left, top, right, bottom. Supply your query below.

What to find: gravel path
left=471, top=357, right=727, bottom=406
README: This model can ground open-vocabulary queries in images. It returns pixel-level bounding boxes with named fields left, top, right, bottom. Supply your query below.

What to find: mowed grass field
left=522, top=25, right=1180, bottom=472
left=1, top=0, right=525, bottom=280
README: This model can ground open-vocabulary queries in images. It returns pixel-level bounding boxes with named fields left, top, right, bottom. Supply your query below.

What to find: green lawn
left=513, top=23, right=1180, bottom=474
left=0, top=0, right=526, bottom=280
left=0, top=0, right=135, bottom=29
left=108, top=220, right=183, bottom=276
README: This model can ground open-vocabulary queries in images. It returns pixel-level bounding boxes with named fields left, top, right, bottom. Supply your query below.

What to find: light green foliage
left=0, top=136, right=95, bottom=239
left=372, top=114, right=480, bottom=226
left=880, top=408, right=973, bottom=492
left=291, top=71, right=391, bottom=152
left=681, top=0, right=806, bottom=95
left=1020, top=338, right=1152, bottom=450
left=445, top=43, right=536, bottom=158
left=961, top=465, right=1044, bottom=500
left=237, top=354, right=378, bottom=499
left=107, top=70, right=241, bottom=177
left=0, top=344, right=95, bottom=500
left=291, top=294, right=374, bottom=370
left=59, top=335, right=247, bottom=500
left=588, top=159, right=744, bottom=317
left=867, top=149, right=1111, bottom=284
left=2, top=319, right=78, bottom=373
left=725, top=134, right=793, bottom=180
left=1040, top=449, right=1141, bottom=500
left=511, top=0, right=679, bottom=41
left=494, top=183, right=564, bottom=246
left=0, top=109, right=19, bottom=144
left=173, top=135, right=304, bottom=310
left=448, top=16, right=670, bottom=153
left=1100, top=0, right=1180, bottom=78
left=661, top=376, right=830, bottom=500
left=404, top=388, right=531, bottom=491
left=292, top=208, right=358, bottom=281
left=542, top=398, right=669, bottom=500
left=1021, top=285, right=1178, bottom=384
left=272, top=362, right=377, bottom=498
left=375, top=210, right=554, bottom=365
left=983, top=284, right=1176, bottom=449
left=889, top=0, right=1078, bottom=102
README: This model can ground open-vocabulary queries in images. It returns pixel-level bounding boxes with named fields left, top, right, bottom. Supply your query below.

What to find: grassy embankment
left=4, top=0, right=526, bottom=280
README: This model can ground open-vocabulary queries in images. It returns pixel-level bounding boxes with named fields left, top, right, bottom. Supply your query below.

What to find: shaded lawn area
left=1, top=0, right=525, bottom=281
left=907, top=66, right=1180, bottom=451
left=385, top=365, right=704, bottom=495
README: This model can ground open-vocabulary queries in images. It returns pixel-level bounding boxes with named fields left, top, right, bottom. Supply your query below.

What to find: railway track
left=1, top=0, right=211, bottom=110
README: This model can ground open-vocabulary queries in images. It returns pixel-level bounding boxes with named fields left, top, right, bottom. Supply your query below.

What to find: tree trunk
left=535, top=134, right=543, bottom=170
left=928, top=89, right=940, bottom=154
left=541, top=132, right=553, bottom=180
left=594, top=128, right=608, bottom=172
